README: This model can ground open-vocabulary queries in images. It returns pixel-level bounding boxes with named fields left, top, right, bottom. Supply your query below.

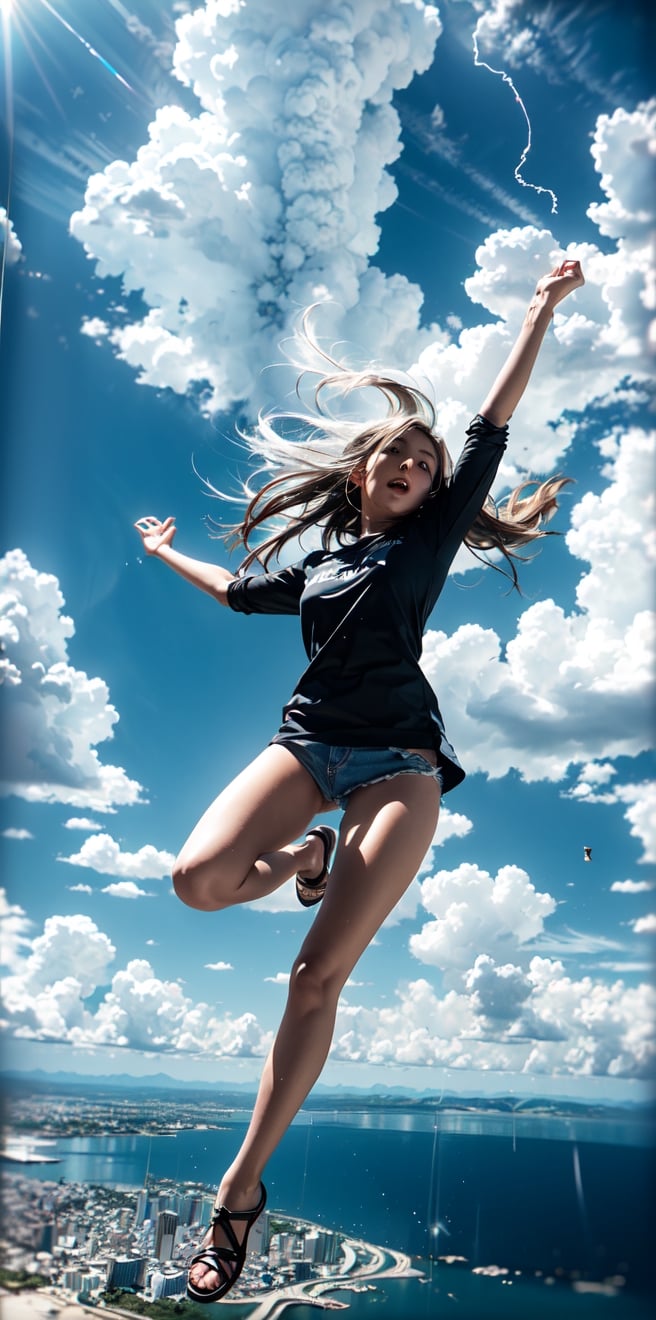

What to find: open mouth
left=388, top=479, right=409, bottom=491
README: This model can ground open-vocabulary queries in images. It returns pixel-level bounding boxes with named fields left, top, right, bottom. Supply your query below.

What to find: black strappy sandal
left=295, top=825, right=338, bottom=908
left=186, top=1182, right=267, bottom=1304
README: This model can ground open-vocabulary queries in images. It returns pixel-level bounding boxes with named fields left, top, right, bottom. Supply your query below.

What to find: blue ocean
left=15, top=1107, right=655, bottom=1318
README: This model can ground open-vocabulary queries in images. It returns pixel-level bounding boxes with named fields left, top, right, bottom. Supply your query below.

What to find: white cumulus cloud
left=611, top=880, right=654, bottom=895
left=1, top=828, right=33, bottom=840
left=1, top=909, right=272, bottom=1057
left=0, top=889, right=34, bottom=972
left=612, top=783, right=656, bottom=865
left=410, top=99, right=654, bottom=476
left=59, top=832, right=174, bottom=879
left=410, top=861, right=557, bottom=972
left=331, top=957, right=655, bottom=1079
left=70, top=0, right=442, bottom=415
left=2, top=913, right=116, bottom=1039
left=68, top=0, right=653, bottom=536
left=564, top=777, right=655, bottom=865
left=0, top=207, right=22, bottom=266
left=632, top=914, right=656, bottom=935
left=2, top=898, right=652, bottom=1077
left=101, top=881, right=156, bottom=899
left=0, top=550, right=144, bottom=811
left=80, top=317, right=111, bottom=339
left=421, top=426, right=655, bottom=783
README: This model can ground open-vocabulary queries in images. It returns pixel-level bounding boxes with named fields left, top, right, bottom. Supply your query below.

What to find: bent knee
left=172, top=854, right=229, bottom=912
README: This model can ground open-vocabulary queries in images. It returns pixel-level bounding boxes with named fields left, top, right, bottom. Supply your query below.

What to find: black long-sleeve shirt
left=227, top=415, right=508, bottom=792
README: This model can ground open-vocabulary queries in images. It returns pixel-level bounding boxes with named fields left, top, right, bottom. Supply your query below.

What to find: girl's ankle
left=219, top=1174, right=260, bottom=1210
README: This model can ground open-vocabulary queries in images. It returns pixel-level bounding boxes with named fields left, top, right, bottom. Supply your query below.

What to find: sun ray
left=36, top=0, right=137, bottom=94
left=12, top=2, right=67, bottom=117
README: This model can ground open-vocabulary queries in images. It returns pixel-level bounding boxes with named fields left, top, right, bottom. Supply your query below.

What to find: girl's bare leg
left=172, top=744, right=332, bottom=911
left=189, top=771, right=441, bottom=1294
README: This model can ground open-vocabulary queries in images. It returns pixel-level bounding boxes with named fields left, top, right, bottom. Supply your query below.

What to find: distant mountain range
left=0, top=1067, right=648, bottom=1112
left=1, top=1067, right=435, bottom=1096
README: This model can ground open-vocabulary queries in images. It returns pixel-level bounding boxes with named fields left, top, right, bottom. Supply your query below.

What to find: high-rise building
left=278, top=1231, right=296, bottom=1261
left=304, top=1228, right=339, bottom=1264
left=106, top=1256, right=147, bottom=1290
left=151, top=1268, right=187, bottom=1299
left=62, top=1267, right=102, bottom=1295
left=38, top=1222, right=56, bottom=1253
left=155, top=1210, right=178, bottom=1262
left=180, top=1194, right=202, bottom=1226
left=134, top=1189, right=148, bottom=1227
left=249, top=1210, right=270, bottom=1256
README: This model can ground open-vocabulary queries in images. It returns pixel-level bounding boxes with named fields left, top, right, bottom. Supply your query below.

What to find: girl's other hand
left=536, top=259, right=585, bottom=308
left=134, top=515, right=176, bottom=555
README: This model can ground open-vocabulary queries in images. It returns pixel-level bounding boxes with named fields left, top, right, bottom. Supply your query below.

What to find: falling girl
left=134, top=257, right=584, bottom=1303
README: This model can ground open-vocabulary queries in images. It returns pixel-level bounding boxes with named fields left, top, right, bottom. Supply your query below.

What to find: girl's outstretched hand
left=134, top=515, right=176, bottom=555
left=535, top=259, right=585, bottom=309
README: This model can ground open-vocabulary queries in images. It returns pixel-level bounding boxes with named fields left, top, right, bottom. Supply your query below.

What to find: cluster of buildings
left=2, top=1172, right=346, bottom=1304
left=3, top=1086, right=234, bottom=1140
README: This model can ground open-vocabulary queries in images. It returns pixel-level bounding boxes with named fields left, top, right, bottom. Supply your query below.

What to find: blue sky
left=0, top=0, right=654, bottom=1101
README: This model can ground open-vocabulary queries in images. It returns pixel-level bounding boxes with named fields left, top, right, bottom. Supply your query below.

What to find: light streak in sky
left=0, top=1, right=15, bottom=339
left=1, top=0, right=139, bottom=335
left=37, top=0, right=135, bottom=94
left=472, top=28, right=558, bottom=215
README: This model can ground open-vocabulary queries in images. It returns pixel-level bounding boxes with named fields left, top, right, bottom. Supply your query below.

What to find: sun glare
left=0, top=0, right=14, bottom=19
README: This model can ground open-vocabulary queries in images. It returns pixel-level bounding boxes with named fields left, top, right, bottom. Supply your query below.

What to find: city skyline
left=1, top=0, right=654, bottom=1101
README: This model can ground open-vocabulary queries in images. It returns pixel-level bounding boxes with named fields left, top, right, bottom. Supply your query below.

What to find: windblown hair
left=205, top=311, right=570, bottom=592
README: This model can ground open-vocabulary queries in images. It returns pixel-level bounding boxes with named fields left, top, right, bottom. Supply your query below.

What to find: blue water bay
left=16, top=1109, right=655, bottom=1318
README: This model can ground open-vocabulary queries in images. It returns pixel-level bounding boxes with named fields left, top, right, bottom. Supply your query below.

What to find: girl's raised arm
left=479, top=259, right=584, bottom=427
left=134, top=515, right=235, bottom=605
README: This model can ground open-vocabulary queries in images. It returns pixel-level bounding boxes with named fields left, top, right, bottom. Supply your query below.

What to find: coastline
left=1, top=1227, right=422, bottom=1319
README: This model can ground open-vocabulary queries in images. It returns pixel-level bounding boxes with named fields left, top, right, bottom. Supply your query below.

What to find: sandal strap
left=209, top=1205, right=242, bottom=1257
left=297, top=826, right=337, bottom=887
left=190, top=1246, right=235, bottom=1269
left=207, top=1183, right=267, bottom=1254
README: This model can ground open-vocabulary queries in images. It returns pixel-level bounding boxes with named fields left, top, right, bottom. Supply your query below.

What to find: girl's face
left=352, top=426, right=439, bottom=533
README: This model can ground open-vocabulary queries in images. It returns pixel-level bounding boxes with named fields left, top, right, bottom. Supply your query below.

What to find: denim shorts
left=270, top=738, right=443, bottom=810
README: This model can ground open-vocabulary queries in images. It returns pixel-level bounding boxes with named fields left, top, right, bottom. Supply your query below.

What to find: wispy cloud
left=528, top=929, right=626, bottom=957
left=399, top=105, right=541, bottom=226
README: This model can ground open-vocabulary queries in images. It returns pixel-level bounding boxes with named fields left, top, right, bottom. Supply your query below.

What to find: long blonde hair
left=205, top=315, right=569, bottom=591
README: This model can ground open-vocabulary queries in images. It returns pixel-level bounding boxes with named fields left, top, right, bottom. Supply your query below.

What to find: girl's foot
left=295, top=826, right=338, bottom=908
left=186, top=1180, right=267, bottom=1303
